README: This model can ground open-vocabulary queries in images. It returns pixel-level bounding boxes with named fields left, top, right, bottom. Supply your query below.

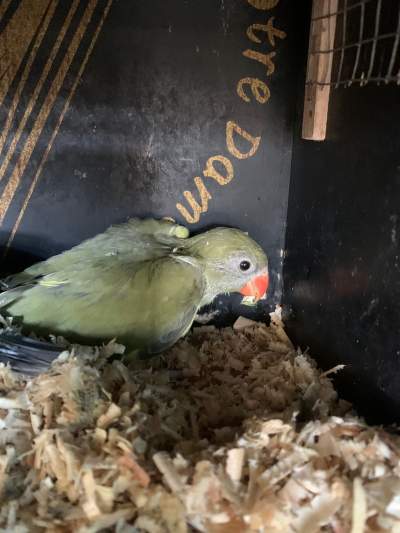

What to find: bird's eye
left=240, top=260, right=251, bottom=271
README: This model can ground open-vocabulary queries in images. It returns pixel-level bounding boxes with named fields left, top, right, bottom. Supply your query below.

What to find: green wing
left=1, top=254, right=204, bottom=356
left=2, top=218, right=189, bottom=289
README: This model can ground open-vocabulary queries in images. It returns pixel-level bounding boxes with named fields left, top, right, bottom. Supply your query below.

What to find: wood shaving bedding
left=0, top=306, right=398, bottom=532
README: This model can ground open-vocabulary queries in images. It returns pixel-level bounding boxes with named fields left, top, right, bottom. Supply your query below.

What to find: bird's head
left=179, top=227, right=269, bottom=305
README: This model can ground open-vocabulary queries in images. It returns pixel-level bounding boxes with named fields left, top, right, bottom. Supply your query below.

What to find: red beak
left=240, top=272, right=269, bottom=302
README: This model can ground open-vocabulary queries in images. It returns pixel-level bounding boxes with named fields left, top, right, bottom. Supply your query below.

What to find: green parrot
left=0, top=218, right=269, bottom=374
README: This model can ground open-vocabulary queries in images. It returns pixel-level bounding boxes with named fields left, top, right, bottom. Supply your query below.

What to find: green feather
left=0, top=219, right=268, bottom=358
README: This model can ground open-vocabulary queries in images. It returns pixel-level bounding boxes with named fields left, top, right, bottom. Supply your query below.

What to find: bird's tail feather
left=0, top=333, right=63, bottom=376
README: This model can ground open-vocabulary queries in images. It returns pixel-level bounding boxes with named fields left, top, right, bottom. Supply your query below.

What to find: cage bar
left=303, top=0, right=400, bottom=140
left=306, top=0, right=400, bottom=87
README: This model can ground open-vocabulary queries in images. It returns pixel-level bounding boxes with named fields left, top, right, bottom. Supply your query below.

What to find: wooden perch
left=302, top=0, right=338, bottom=141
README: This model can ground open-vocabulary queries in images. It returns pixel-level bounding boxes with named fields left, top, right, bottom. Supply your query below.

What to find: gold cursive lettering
left=247, top=0, right=279, bottom=10
left=203, top=155, right=234, bottom=185
left=237, top=77, right=270, bottom=103
left=242, top=49, right=276, bottom=76
left=174, top=3, right=285, bottom=223
left=176, top=177, right=212, bottom=224
left=246, top=17, right=286, bottom=46
left=226, top=121, right=261, bottom=160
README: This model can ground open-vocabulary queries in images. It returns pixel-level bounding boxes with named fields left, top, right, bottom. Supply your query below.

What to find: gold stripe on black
left=0, top=0, right=13, bottom=24
left=0, top=0, right=98, bottom=224
left=0, top=0, right=58, bottom=156
left=0, top=0, right=80, bottom=180
left=0, top=0, right=49, bottom=107
left=5, top=0, right=113, bottom=252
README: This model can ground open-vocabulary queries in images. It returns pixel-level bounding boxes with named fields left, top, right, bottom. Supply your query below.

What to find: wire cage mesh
left=307, top=0, right=400, bottom=87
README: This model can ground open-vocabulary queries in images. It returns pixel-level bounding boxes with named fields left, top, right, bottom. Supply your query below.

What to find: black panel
left=1, top=0, right=301, bottom=323
left=284, top=78, right=400, bottom=423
